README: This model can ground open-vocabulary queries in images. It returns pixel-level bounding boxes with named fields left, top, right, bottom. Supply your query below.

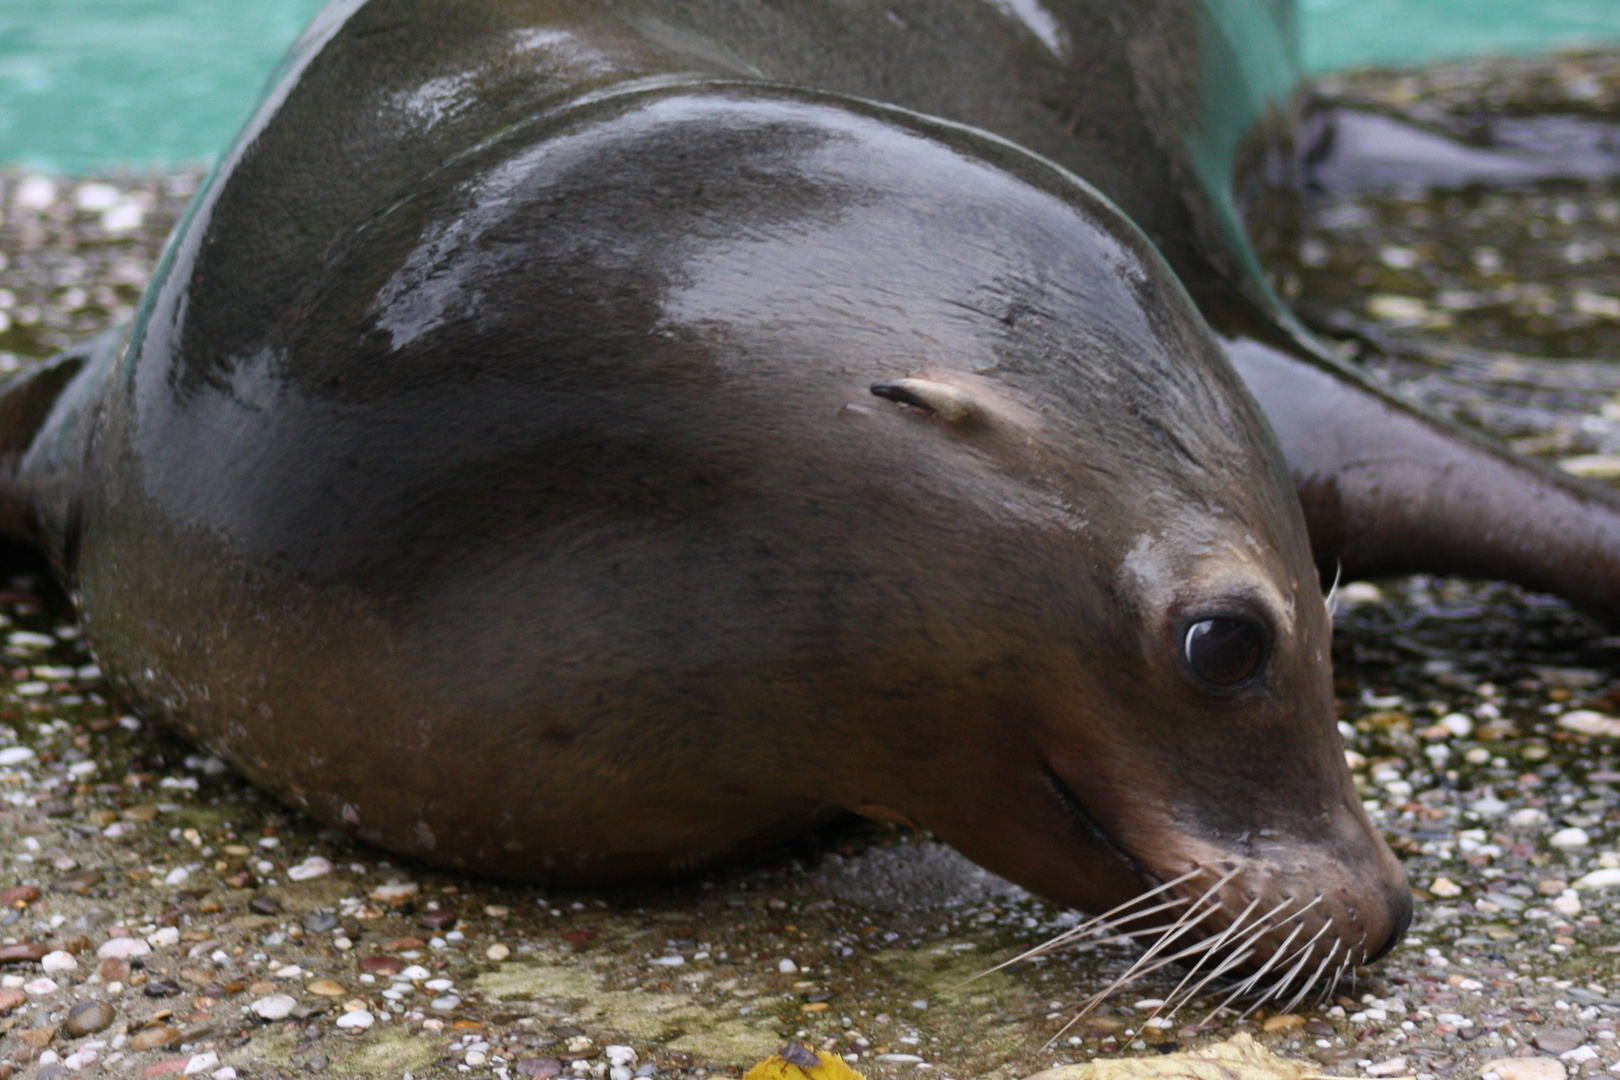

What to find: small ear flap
left=869, top=378, right=982, bottom=425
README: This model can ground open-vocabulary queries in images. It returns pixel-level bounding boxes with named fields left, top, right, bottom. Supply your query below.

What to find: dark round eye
left=1183, top=617, right=1266, bottom=689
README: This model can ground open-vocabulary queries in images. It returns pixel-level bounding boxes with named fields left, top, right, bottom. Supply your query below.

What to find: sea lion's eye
left=1183, top=616, right=1266, bottom=689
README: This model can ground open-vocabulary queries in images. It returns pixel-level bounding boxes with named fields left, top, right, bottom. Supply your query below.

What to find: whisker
left=1158, top=895, right=1264, bottom=1018
left=1215, top=919, right=1308, bottom=1019
left=1235, top=918, right=1335, bottom=1022
left=1279, top=935, right=1342, bottom=1016
left=966, top=869, right=1207, bottom=984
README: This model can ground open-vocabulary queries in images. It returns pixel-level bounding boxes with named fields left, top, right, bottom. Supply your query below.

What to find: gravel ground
left=2, top=48, right=1620, bottom=1080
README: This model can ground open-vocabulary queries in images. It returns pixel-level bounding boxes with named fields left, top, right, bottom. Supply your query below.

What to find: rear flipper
left=1228, top=330, right=1620, bottom=624
left=0, top=329, right=122, bottom=569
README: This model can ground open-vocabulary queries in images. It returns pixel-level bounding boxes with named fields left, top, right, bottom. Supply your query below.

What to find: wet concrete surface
left=2, top=47, right=1620, bottom=1080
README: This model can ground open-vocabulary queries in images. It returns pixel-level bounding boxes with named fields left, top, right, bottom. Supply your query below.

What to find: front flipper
left=0, top=329, right=121, bottom=571
left=1228, top=330, right=1620, bottom=623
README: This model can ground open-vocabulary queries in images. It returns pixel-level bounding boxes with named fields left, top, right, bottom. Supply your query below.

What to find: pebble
left=23, top=977, right=58, bottom=995
left=182, top=1052, right=219, bottom=1075
left=1535, top=1031, right=1585, bottom=1055
left=287, top=856, right=333, bottom=881
left=307, top=979, right=347, bottom=996
left=0, top=988, right=24, bottom=1014
left=369, top=882, right=418, bottom=904
left=250, top=994, right=297, bottom=1021
left=1548, top=827, right=1590, bottom=848
left=1481, top=1058, right=1566, bottom=1080
left=39, top=950, right=75, bottom=973
left=62, top=1000, right=115, bottom=1038
left=778, top=958, right=798, bottom=974
left=335, top=1009, right=375, bottom=1029
left=1367, top=1057, right=1408, bottom=1077
left=1574, top=868, right=1620, bottom=889
left=96, top=937, right=150, bottom=960
left=430, top=995, right=461, bottom=1011
left=1556, top=709, right=1620, bottom=737
left=1429, top=876, right=1462, bottom=897
left=518, top=1059, right=563, bottom=1078
left=0, top=942, right=49, bottom=963
left=0, top=747, right=34, bottom=766
left=486, top=943, right=511, bottom=961
left=128, top=1025, right=181, bottom=1052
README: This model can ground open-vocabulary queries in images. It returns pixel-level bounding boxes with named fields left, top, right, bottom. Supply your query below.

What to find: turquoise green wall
left=1, top=0, right=1617, bottom=170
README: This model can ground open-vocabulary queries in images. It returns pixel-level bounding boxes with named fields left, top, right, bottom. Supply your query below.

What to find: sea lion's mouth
left=1039, top=763, right=1144, bottom=883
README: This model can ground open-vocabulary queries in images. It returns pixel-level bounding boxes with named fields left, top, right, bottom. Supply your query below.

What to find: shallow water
left=0, top=0, right=1618, bottom=170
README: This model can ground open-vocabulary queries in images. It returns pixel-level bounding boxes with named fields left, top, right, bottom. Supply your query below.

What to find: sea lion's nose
left=1363, top=881, right=1414, bottom=963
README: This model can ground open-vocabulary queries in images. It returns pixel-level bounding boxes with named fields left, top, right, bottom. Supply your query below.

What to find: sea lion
left=0, top=0, right=1441, bottom=990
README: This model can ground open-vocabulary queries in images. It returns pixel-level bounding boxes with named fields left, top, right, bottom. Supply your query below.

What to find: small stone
left=24, top=977, right=59, bottom=995
left=420, top=910, right=457, bottom=931
left=487, top=943, right=511, bottom=961
left=96, top=937, right=151, bottom=960
left=62, top=1000, right=115, bottom=1038
left=369, top=882, right=418, bottom=904
left=0, top=942, right=50, bottom=963
left=0, top=747, right=34, bottom=766
left=358, top=955, right=405, bottom=976
left=875, top=1054, right=925, bottom=1064
left=39, top=951, right=76, bottom=974
left=335, top=1009, right=375, bottom=1029
left=1559, top=1048, right=1598, bottom=1065
left=144, top=978, right=183, bottom=997
left=50, top=870, right=103, bottom=895
left=308, top=979, right=347, bottom=996
left=778, top=958, right=798, bottom=974
left=128, top=1025, right=182, bottom=1052
left=0, top=885, right=40, bottom=907
left=287, top=857, right=333, bottom=881
left=1557, top=710, right=1620, bottom=738
left=98, top=958, right=130, bottom=983
left=0, top=987, right=25, bottom=1014
left=1551, top=891, right=1583, bottom=916
left=1549, top=827, right=1590, bottom=848
left=182, top=1051, right=219, bottom=1076
left=431, top=995, right=461, bottom=1011
left=1429, top=876, right=1463, bottom=898
left=1261, top=1014, right=1305, bottom=1032
left=247, top=896, right=282, bottom=916
left=18, top=1025, right=56, bottom=1048
left=251, top=994, right=297, bottom=1020
left=1535, top=1031, right=1585, bottom=1055
left=1574, top=868, right=1620, bottom=890
left=517, top=1058, right=563, bottom=1078
left=1481, top=1058, right=1565, bottom=1080
left=303, top=912, right=340, bottom=933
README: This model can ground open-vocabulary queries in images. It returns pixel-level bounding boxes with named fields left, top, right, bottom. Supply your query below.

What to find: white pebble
left=162, top=868, right=190, bottom=887
left=431, top=995, right=461, bottom=1011
left=251, top=994, right=297, bottom=1020
left=96, top=938, right=151, bottom=960
left=336, top=1009, right=375, bottom=1029
left=1559, top=1047, right=1597, bottom=1064
left=1509, top=808, right=1548, bottom=827
left=875, top=1054, right=925, bottom=1064
left=1366, top=1057, right=1407, bottom=1078
left=287, top=856, right=333, bottom=881
left=1437, top=713, right=1474, bottom=737
left=486, top=943, right=510, bottom=961
left=0, top=747, right=35, bottom=766
left=183, top=1052, right=220, bottom=1075
left=23, top=977, right=58, bottom=995
left=777, top=958, right=798, bottom=974
left=101, top=203, right=145, bottom=235
left=14, top=177, right=57, bottom=211
left=62, top=1049, right=97, bottom=1069
left=1550, top=827, right=1590, bottom=849
left=1552, top=891, right=1583, bottom=917
left=147, top=926, right=181, bottom=947
left=650, top=955, right=685, bottom=967
left=606, top=1046, right=638, bottom=1068
left=400, top=965, right=431, bottom=980
left=1574, top=868, right=1620, bottom=890
left=212, top=1070, right=238, bottom=1080
left=39, top=950, right=76, bottom=973
left=1471, top=795, right=1508, bottom=815
left=73, top=183, right=120, bottom=212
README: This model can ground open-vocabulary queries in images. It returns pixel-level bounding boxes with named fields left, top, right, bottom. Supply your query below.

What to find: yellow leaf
left=744, top=1043, right=868, bottom=1080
